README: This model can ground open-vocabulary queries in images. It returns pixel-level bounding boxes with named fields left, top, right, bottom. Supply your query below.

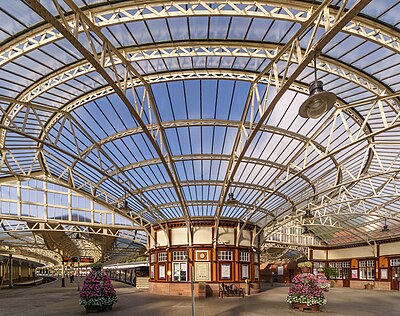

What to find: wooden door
left=391, top=267, right=400, bottom=290
left=343, top=268, right=350, bottom=287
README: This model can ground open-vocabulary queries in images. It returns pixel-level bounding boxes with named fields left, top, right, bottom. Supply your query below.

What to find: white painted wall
left=156, top=230, right=168, bottom=247
left=238, top=229, right=251, bottom=246
left=218, top=227, right=234, bottom=245
left=193, top=227, right=212, bottom=244
left=380, top=241, right=400, bottom=256
left=328, top=246, right=374, bottom=259
left=313, top=249, right=327, bottom=260
left=150, top=227, right=155, bottom=249
left=171, top=227, right=188, bottom=245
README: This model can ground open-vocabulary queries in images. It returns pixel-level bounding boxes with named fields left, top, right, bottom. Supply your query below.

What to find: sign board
left=221, top=263, right=231, bottom=279
left=195, top=262, right=211, bottom=281
left=62, top=257, right=74, bottom=263
left=62, top=257, right=94, bottom=263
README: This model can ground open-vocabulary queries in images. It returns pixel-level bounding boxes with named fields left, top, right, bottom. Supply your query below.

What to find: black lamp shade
left=226, top=192, right=238, bottom=205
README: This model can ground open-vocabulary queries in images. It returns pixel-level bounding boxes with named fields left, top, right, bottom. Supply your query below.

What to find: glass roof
left=0, top=0, right=400, bottom=261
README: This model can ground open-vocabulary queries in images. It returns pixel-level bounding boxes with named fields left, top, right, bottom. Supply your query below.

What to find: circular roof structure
left=0, top=0, right=400, bottom=263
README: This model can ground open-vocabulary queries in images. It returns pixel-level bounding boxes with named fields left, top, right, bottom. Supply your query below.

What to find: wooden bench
left=219, top=283, right=244, bottom=297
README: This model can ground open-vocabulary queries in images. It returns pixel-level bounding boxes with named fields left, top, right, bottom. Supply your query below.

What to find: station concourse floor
left=0, top=280, right=399, bottom=316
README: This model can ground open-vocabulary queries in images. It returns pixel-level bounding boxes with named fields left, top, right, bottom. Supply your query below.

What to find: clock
left=196, top=251, right=208, bottom=261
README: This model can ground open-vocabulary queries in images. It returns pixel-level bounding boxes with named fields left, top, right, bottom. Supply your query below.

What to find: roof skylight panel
left=0, top=78, right=25, bottom=96
left=131, top=164, right=171, bottom=189
left=240, top=57, right=266, bottom=72
left=143, top=187, right=176, bottom=207
left=361, top=0, right=399, bottom=24
left=167, top=17, right=190, bottom=41
left=0, top=1, right=42, bottom=37
left=324, top=32, right=365, bottom=60
left=208, top=16, right=230, bottom=39
left=0, top=65, right=35, bottom=89
left=242, top=17, right=271, bottom=41
left=124, top=21, right=154, bottom=45
left=102, top=24, right=137, bottom=48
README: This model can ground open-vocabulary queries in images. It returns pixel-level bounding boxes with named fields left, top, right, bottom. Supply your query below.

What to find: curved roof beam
left=0, top=218, right=146, bottom=244
left=123, top=179, right=293, bottom=205
left=0, top=243, right=59, bottom=266
left=1, top=0, right=398, bottom=71
left=95, top=153, right=314, bottom=194
left=0, top=67, right=371, bottom=224
left=214, top=0, right=372, bottom=237
left=6, top=40, right=395, bottom=119
left=82, top=119, right=336, bottom=154
left=1, top=67, right=371, bottom=225
left=260, top=212, right=373, bottom=246
left=0, top=121, right=171, bottom=229
left=0, top=214, right=138, bottom=231
left=146, top=199, right=275, bottom=220
left=1, top=39, right=392, bottom=146
left=25, top=0, right=193, bottom=237
left=0, top=168, right=146, bottom=228
left=38, top=68, right=370, bottom=137
left=256, top=149, right=400, bottom=239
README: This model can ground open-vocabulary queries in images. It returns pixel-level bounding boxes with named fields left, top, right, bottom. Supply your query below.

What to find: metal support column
left=8, top=254, right=13, bottom=288
left=191, top=265, right=195, bottom=316
left=61, top=262, right=65, bottom=287
left=77, top=257, right=81, bottom=291
left=0, top=261, right=3, bottom=285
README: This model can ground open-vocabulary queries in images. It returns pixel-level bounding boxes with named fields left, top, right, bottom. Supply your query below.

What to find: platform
left=1, top=280, right=400, bottom=316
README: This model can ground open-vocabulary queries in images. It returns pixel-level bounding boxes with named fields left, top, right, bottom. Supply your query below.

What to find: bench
left=219, top=283, right=244, bottom=297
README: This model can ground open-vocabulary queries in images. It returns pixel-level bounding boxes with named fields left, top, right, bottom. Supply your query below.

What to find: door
left=342, top=268, right=350, bottom=287
left=173, top=262, right=187, bottom=282
left=391, top=267, right=400, bottom=290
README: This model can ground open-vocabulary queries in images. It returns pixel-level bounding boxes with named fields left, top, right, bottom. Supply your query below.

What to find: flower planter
left=292, top=302, right=320, bottom=312
left=287, top=273, right=326, bottom=311
left=79, top=266, right=117, bottom=312
left=85, top=304, right=113, bottom=313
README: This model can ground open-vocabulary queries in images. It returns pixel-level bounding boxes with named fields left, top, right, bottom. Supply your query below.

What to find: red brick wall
left=349, top=280, right=391, bottom=290
left=149, top=282, right=259, bottom=297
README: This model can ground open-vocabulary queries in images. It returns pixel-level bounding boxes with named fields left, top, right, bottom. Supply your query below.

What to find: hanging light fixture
left=299, top=53, right=336, bottom=119
left=382, top=218, right=390, bottom=232
left=303, top=209, right=313, bottom=219
left=225, top=192, right=238, bottom=205
left=302, top=226, right=310, bottom=235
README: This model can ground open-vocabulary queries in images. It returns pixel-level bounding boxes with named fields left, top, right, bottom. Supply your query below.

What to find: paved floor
left=0, top=279, right=399, bottom=316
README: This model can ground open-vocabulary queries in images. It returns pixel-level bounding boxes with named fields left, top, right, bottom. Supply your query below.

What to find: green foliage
left=90, top=263, right=103, bottom=271
left=322, top=266, right=338, bottom=279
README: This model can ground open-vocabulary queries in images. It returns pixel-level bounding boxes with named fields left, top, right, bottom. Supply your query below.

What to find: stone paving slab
left=0, top=280, right=399, bottom=316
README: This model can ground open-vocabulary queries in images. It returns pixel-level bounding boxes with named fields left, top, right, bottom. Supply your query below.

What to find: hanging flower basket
left=297, top=261, right=312, bottom=273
